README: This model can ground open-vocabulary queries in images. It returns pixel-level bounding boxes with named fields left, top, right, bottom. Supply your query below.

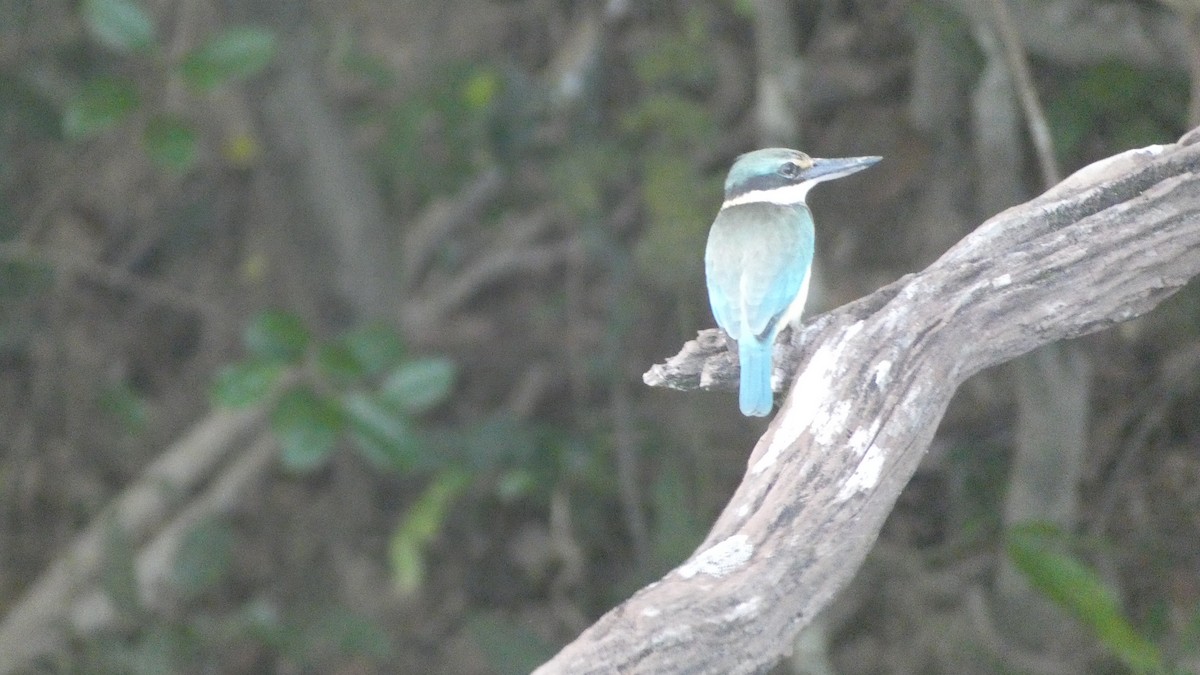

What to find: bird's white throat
left=720, top=181, right=817, bottom=209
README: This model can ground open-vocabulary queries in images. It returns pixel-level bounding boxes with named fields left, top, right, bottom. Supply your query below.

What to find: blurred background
left=1, top=0, right=1199, bottom=673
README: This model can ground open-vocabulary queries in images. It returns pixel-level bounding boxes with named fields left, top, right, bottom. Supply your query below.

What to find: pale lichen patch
left=813, top=400, right=853, bottom=446
left=677, top=534, right=753, bottom=579
left=836, top=434, right=886, bottom=501
left=650, top=624, right=693, bottom=646
left=721, top=596, right=761, bottom=623
left=755, top=321, right=863, bottom=474
left=845, top=420, right=879, bottom=458
left=873, top=360, right=892, bottom=388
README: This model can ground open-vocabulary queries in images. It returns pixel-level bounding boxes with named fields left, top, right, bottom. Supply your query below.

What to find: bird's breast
left=704, top=203, right=815, bottom=338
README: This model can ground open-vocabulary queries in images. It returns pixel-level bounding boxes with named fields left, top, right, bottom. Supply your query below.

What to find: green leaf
left=180, top=27, right=277, bottom=91
left=342, top=391, right=425, bottom=470
left=1008, top=523, right=1163, bottom=673
left=389, top=536, right=423, bottom=599
left=143, top=116, right=197, bottom=172
left=341, top=324, right=405, bottom=376
left=271, top=387, right=343, bottom=473
left=317, top=341, right=366, bottom=382
left=244, top=309, right=310, bottom=363
left=63, top=77, right=138, bottom=140
left=389, top=470, right=469, bottom=595
left=380, top=357, right=456, bottom=414
left=170, top=517, right=232, bottom=599
left=211, top=359, right=284, bottom=407
left=101, top=518, right=142, bottom=617
left=81, top=0, right=155, bottom=52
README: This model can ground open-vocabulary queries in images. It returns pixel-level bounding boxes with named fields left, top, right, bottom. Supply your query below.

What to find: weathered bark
left=535, top=132, right=1200, bottom=674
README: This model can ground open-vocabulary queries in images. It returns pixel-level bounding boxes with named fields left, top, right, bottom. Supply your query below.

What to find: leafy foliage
left=211, top=359, right=286, bottom=408
left=81, top=0, right=155, bottom=53
left=622, top=11, right=723, bottom=293
left=63, top=77, right=139, bottom=140
left=368, top=62, right=503, bottom=204
left=271, top=388, right=345, bottom=472
left=342, top=390, right=425, bottom=470
left=389, top=470, right=470, bottom=594
left=244, top=309, right=311, bottom=363
left=63, top=4, right=277, bottom=175
left=211, top=310, right=457, bottom=474
left=337, top=323, right=406, bottom=377
left=180, top=27, right=277, bottom=91
left=202, top=308, right=616, bottom=669
left=143, top=116, right=199, bottom=172
left=380, top=357, right=458, bottom=415
left=1046, top=62, right=1186, bottom=165
left=1008, top=522, right=1164, bottom=673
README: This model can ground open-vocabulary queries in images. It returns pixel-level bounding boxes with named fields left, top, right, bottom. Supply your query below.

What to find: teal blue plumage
left=705, top=202, right=814, bottom=416
left=735, top=341, right=774, bottom=417
left=703, top=148, right=879, bottom=417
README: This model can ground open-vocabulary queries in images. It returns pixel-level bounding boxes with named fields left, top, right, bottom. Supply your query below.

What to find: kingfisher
left=705, top=148, right=880, bottom=416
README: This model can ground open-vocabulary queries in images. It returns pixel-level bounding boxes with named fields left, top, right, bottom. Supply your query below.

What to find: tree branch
left=0, top=408, right=266, bottom=673
left=537, top=132, right=1200, bottom=674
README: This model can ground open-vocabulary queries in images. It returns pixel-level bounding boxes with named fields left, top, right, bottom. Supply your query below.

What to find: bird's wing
left=705, top=203, right=814, bottom=341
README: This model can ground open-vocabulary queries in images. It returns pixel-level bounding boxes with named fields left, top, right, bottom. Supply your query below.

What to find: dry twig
left=985, top=0, right=1060, bottom=187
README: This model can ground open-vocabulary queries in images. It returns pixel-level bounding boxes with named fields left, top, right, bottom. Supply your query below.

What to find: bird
left=705, top=148, right=880, bottom=416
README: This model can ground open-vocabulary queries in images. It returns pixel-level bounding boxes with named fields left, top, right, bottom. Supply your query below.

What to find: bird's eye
left=779, top=162, right=800, bottom=178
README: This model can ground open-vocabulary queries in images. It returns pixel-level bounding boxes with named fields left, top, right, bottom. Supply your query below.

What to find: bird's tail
left=738, top=340, right=774, bottom=417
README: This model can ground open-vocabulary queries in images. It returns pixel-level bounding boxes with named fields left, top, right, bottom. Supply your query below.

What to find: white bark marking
left=677, top=535, right=754, bottom=579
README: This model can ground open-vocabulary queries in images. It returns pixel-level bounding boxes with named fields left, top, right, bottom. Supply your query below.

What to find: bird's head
left=722, top=148, right=881, bottom=208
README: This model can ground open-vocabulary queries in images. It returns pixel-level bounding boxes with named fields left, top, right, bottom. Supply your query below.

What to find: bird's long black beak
left=804, top=156, right=882, bottom=182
